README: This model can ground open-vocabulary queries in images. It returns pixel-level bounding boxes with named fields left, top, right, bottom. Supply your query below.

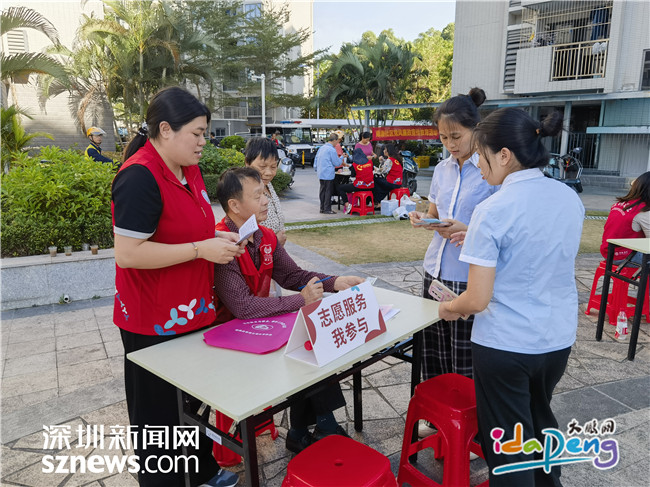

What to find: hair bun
left=468, top=87, right=486, bottom=108
left=538, top=111, right=563, bottom=137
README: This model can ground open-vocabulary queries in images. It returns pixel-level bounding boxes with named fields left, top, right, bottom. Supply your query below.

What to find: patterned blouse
left=263, top=182, right=285, bottom=234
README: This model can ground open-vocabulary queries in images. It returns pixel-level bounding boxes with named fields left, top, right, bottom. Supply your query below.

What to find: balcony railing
left=214, top=106, right=248, bottom=119
left=551, top=40, right=608, bottom=81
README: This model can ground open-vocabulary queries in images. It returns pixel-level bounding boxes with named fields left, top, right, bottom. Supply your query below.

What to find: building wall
left=3, top=1, right=116, bottom=150
left=451, top=0, right=508, bottom=99
left=606, top=0, right=650, bottom=93
left=452, top=0, right=650, bottom=177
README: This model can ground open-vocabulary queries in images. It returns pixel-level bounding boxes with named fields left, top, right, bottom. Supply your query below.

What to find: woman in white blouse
left=244, top=137, right=286, bottom=245
left=439, top=108, right=584, bottom=486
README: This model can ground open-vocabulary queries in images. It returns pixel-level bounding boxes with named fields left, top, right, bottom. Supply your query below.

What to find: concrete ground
left=2, top=170, right=647, bottom=486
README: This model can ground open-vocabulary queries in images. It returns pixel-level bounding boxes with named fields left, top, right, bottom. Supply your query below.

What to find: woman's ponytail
left=433, top=87, right=486, bottom=129
left=123, top=124, right=148, bottom=163
left=538, top=111, right=563, bottom=138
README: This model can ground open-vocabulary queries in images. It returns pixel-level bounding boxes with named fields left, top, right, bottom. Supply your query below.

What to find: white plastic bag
left=392, top=206, right=409, bottom=220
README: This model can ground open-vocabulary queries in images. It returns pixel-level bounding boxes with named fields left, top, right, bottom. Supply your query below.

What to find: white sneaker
left=418, top=421, right=438, bottom=438
left=344, top=202, right=352, bottom=214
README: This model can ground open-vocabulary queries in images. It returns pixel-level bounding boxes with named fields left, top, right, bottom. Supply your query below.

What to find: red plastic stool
left=350, top=191, right=375, bottom=216
left=397, top=374, right=487, bottom=487
left=585, top=261, right=640, bottom=324
left=389, top=188, right=411, bottom=205
left=212, top=410, right=279, bottom=467
left=282, top=435, right=397, bottom=487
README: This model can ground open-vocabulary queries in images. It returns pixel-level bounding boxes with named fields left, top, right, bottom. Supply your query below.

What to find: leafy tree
left=316, top=34, right=423, bottom=129
left=409, top=23, right=454, bottom=119
left=236, top=2, right=326, bottom=113
left=79, top=0, right=179, bottom=123
left=0, top=6, right=68, bottom=97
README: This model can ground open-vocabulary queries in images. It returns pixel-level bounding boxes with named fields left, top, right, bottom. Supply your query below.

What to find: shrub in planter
left=199, top=145, right=245, bottom=200
left=271, top=170, right=292, bottom=194
left=199, top=144, right=245, bottom=175
left=218, top=135, right=246, bottom=152
left=1, top=146, right=115, bottom=257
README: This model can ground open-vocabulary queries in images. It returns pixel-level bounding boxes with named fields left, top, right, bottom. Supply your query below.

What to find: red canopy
left=372, top=125, right=439, bottom=141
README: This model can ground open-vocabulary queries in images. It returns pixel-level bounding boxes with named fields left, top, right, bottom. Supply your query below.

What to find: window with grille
left=642, top=50, right=650, bottom=90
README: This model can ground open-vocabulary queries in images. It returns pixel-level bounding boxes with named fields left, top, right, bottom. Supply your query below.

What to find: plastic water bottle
left=615, top=311, right=628, bottom=341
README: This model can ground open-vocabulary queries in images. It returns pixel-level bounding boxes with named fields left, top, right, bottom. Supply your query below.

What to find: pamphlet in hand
left=236, top=215, right=259, bottom=244
left=428, top=279, right=469, bottom=319
left=413, top=218, right=452, bottom=227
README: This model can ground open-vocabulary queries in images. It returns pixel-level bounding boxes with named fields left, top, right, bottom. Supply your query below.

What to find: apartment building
left=452, top=0, right=650, bottom=179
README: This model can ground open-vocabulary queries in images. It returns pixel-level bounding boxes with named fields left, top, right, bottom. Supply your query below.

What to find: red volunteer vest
left=214, top=219, right=278, bottom=322
left=353, top=162, right=375, bottom=189
left=386, top=157, right=403, bottom=185
left=600, top=199, right=645, bottom=260
left=112, top=141, right=217, bottom=336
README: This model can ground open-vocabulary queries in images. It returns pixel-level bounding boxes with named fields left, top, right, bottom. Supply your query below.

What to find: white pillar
left=560, top=101, right=572, bottom=155
left=261, top=74, right=266, bottom=138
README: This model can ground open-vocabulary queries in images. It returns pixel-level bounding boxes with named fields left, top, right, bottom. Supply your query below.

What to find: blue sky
left=313, top=0, right=456, bottom=55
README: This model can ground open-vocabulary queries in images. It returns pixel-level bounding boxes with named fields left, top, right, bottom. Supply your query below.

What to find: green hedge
left=271, top=170, right=292, bottom=194
left=1, top=146, right=116, bottom=257
left=218, top=135, right=246, bottom=151
left=1, top=143, right=291, bottom=257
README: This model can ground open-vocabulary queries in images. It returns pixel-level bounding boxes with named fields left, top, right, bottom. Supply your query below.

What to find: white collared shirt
left=460, top=168, right=585, bottom=354
left=423, top=152, right=498, bottom=281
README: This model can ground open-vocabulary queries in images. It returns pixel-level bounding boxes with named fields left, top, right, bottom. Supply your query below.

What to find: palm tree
left=79, top=0, right=177, bottom=122
left=317, top=35, right=422, bottom=128
left=1, top=6, right=68, bottom=104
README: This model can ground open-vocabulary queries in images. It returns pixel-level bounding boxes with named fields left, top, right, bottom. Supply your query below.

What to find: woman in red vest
left=373, top=142, right=404, bottom=207
left=112, top=87, right=243, bottom=487
left=336, top=147, right=375, bottom=214
left=600, top=171, right=649, bottom=264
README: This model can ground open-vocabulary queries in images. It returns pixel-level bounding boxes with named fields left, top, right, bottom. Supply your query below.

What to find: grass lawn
left=286, top=213, right=606, bottom=265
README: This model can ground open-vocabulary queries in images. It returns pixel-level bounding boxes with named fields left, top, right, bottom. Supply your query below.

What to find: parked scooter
left=400, top=150, right=419, bottom=195
left=543, top=147, right=583, bottom=193
left=277, top=148, right=295, bottom=187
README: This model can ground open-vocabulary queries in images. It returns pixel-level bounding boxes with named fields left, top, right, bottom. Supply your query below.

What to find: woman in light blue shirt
left=410, top=88, right=497, bottom=394
left=439, top=108, right=584, bottom=486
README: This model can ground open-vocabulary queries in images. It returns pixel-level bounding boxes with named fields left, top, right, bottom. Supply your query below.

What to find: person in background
left=244, top=137, right=286, bottom=245
left=112, top=86, right=243, bottom=487
left=409, top=88, right=496, bottom=439
left=314, top=132, right=341, bottom=214
left=213, top=167, right=364, bottom=453
left=601, top=171, right=650, bottom=263
left=271, top=130, right=284, bottom=148
left=439, top=108, right=584, bottom=486
left=355, top=131, right=377, bottom=163
left=85, top=127, right=114, bottom=163
left=334, top=130, right=346, bottom=161
left=336, top=147, right=375, bottom=214
left=372, top=143, right=403, bottom=207
left=210, top=131, right=219, bottom=146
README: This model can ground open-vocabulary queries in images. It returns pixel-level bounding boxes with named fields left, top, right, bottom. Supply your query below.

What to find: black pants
left=472, top=343, right=571, bottom=487
left=121, top=328, right=220, bottom=487
left=290, top=382, right=346, bottom=429
left=336, top=183, right=358, bottom=204
left=319, top=179, right=335, bottom=211
left=373, top=178, right=401, bottom=204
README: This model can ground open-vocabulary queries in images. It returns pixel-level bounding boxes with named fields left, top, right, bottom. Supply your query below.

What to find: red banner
left=372, top=125, right=439, bottom=141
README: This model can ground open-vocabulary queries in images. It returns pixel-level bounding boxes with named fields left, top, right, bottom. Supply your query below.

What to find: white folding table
left=128, top=287, right=440, bottom=486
